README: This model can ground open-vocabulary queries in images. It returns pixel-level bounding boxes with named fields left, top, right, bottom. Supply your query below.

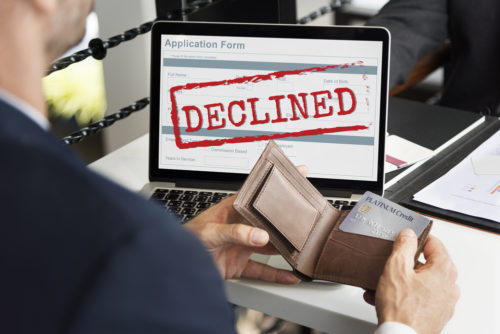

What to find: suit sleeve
left=68, top=221, right=237, bottom=334
left=366, top=0, right=449, bottom=88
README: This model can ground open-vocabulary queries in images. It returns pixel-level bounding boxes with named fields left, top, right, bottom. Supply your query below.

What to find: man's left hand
left=184, top=195, right=300, bottom=284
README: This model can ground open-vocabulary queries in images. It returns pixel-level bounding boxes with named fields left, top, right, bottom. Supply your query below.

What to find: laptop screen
left=150, top=22, right=389, bottom=194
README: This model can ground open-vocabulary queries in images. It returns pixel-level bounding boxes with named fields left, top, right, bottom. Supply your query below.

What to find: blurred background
left=46, top=0, right=443, bottom=163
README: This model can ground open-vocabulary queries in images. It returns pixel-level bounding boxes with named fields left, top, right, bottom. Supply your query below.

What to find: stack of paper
left=413, top=130, right=500, bottom=223
left=385, top=135, right=433, bottom=173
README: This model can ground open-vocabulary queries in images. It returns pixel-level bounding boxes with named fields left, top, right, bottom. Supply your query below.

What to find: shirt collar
left=0, top=88, right=50, bottom=130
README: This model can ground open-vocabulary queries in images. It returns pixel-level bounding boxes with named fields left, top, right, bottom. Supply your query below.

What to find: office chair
left=389, top=41, right=451, bottom=96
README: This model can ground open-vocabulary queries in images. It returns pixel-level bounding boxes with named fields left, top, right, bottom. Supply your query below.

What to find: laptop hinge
left=173, top=178, right=242, bottom=191
left=318, top=188, right=354, bottom=198
left=173, top=180, right=359, bottom=197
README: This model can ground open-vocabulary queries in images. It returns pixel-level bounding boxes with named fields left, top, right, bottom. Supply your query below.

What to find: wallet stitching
left=236, top=160, right=273, bottom=228
left=331, top=238, right=390, bottom=257
left=248, top=161, right=274, bottom=199
left=334, top=227, right=423, bottom=244
left=236, top=160, right=273, bottom=207
left=253, top=167, right=318, bottom=251
left=242, top=161, right=274, bottom=208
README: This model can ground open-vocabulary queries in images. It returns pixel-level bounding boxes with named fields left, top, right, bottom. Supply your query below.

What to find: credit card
left=339, top=191, right=430, bottom=241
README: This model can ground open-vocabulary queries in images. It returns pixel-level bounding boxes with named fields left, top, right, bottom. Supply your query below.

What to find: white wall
left=94, top=0, right=156, bottom=153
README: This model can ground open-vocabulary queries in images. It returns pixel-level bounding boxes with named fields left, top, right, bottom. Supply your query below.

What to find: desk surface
left=89, top=134, right=499, bottom=334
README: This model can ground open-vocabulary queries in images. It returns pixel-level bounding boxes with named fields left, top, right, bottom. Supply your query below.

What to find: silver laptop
left=142, top=21, right=390, bottom=223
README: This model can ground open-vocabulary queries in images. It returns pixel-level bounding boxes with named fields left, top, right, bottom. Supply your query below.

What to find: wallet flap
left=234, top=140, right=434, bottom=288
left=233, top=141, right=333, bottom=273
left=253, top=167, right=319, bottom=251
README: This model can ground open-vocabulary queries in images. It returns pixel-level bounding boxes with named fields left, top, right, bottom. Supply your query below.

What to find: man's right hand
left=369, top=229, right=460, bottom=334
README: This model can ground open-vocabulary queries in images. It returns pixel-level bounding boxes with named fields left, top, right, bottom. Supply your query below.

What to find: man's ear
left=29, top=0, right=57, bottom=15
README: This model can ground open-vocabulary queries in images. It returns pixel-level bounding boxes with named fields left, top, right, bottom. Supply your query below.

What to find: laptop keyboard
left=150, top=187, right=357, bottom=224
left=327, top=200, right=358, bottom=211
left=150, top=188, right=235, bottom=223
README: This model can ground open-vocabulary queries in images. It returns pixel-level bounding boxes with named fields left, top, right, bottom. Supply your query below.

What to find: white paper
left=385, top=162, right=398, bottom=173
left=413, top=130, right=500, bottom=223
left=471, top=155, right=500, bottom=175
left=385, top=135, right=433, bottom=173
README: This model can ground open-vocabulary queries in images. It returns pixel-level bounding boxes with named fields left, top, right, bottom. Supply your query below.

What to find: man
left=0, top=1, right=458, bottom=333
left=367, top=0, right=500, bottom=116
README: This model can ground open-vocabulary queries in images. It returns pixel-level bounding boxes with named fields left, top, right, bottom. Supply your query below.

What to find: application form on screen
left=158, top=34, right=384, bottom=182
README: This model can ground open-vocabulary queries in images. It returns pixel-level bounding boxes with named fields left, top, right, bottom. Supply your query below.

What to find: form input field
left=204, top=156, right=249, bottom=168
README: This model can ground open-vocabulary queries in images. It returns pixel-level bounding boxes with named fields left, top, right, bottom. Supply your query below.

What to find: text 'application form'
left=159, top=34, right=384, bottom=181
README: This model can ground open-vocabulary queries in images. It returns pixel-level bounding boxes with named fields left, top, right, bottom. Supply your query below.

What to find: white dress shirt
left=375, top=321, right=417, bottom=334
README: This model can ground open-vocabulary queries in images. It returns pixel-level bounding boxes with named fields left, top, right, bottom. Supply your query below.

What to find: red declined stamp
left=170, top=63, right=368, bottom=149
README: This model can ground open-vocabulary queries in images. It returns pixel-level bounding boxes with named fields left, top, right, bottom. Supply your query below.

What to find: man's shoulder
left=69, top=218, right=236, bottom=334
left=0, top=95, right=186, bottom=244
left=0, top=97, right=185, bottom=258
left=0, top=98, right=221, bottom=332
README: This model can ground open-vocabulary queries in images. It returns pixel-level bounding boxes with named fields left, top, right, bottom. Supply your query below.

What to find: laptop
left=142, top=21, right=390, bottom=223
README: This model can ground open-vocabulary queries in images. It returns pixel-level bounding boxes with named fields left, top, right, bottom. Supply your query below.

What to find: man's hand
left=366, top=229, right=460, bottom=334
left=183, top=165, right=308, bottom=285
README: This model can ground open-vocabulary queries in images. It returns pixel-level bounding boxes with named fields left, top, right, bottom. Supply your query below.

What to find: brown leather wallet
left=233, top=140, right=432, bottom=290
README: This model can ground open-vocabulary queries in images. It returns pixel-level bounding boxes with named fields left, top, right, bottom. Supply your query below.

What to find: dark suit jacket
left=0, top=99, right=236, bottom=334
left=367, top=0, right=500, bottom=115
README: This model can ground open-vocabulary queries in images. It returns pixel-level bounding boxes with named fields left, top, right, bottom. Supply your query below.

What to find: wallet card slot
left=327, top=229, right=394, bottom=256
left=313, top=234, right=390, bottom=290
left=293, top=203, right=339, bottom=277
left=312, top=221, right=433, bottom=289
left=253, top=167, right=319, bottom=251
